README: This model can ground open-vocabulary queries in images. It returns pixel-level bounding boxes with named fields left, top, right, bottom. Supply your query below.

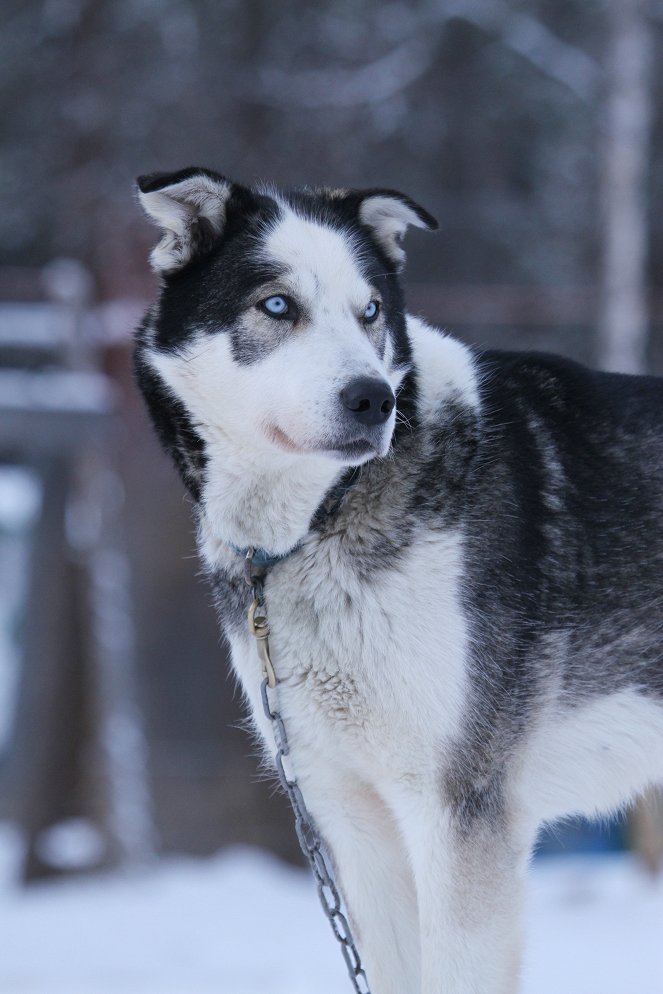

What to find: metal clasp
left=248, top=597, right=277, bottom=688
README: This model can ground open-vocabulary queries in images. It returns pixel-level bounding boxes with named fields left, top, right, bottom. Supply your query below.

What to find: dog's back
left=452, top=349, right=663, bottom=829
left=470, top=350, right=663, bottom=688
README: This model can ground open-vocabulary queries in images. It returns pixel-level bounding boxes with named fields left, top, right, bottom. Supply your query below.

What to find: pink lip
left=266, top=424, right=381, bottom=461
left=266, top=424, right=304, bottom=454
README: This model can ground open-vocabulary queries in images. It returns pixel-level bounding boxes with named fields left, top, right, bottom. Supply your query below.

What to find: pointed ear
left=136, top=167, right=234, bottom=274
left=357, top=190, right=438, bottom=269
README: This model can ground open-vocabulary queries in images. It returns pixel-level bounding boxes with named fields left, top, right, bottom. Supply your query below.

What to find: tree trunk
left=598, top=0, right=662, bottom=873
left=597, top=0, right=652, bottom=374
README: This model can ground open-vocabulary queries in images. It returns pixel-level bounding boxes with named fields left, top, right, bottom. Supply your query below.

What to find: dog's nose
left=340, top=377, right=395, bottom=427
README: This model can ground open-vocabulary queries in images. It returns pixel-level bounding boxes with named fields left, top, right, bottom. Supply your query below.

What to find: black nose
left=340, top=377, right=395, bottom=427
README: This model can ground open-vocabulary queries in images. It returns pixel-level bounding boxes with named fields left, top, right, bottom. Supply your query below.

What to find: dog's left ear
left=357, top=190, right=438, bottom=269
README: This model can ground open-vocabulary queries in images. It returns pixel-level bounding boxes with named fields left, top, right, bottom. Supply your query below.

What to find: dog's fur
left=134, top=167, right=663, bottom=994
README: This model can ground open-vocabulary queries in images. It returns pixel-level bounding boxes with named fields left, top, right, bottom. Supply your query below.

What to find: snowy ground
left=1, top=824, right=662, bottom=994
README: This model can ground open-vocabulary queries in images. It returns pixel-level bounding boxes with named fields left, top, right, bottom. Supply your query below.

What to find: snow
left=0, top=370, right=116, bottom=414
left=524, top=855, right=663, bottom=994
left=0, top=467, right=41, bottom=752
left=0, top=466, right=41, bottom=532
left=34, top=818, right=107, bottom=872
left=0, top=823, right=661, bottom=994
left=0, top=303, right=71, bottom=349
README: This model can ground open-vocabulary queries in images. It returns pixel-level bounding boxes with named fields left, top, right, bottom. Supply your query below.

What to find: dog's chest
left=229, top=530, right=471, bottom=781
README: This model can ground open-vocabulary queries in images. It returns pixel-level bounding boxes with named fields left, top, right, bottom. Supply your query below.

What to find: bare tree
left=596, top=0, right=663, bottom=872
left=598, top=0, right=653, bottom=374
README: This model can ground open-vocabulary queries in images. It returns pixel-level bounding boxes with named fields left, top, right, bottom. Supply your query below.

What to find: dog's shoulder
left=406, top=315, right=481, bottom=420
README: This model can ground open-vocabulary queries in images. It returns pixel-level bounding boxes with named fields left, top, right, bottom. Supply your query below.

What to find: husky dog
left=134, top=167, right=663, bottom=994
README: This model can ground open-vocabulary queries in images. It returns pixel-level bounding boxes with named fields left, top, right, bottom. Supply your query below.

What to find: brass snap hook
left=248, top=598, right=277, bottom=688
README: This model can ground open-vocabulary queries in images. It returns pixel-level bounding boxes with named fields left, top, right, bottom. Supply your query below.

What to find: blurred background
left=1, top=0, right=663, bottom=991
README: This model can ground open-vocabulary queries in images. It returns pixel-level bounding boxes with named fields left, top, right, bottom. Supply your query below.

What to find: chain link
left=248, top=566, right=371, bottom=994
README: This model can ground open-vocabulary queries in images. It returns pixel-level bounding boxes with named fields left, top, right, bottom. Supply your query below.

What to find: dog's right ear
left=136, top=167, right=234, bottom=274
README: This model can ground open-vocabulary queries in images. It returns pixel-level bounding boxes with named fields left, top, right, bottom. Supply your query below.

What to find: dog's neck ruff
left=228, top=464, right=362, bottom=572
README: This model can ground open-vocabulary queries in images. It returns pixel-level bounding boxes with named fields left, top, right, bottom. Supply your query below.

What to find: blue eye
left=260, top=295, right=290, bottom=318
left=363, top=300, right=380, bottom=323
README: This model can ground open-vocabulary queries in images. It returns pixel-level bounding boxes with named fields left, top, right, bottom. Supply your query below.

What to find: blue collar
left=230, top=544, right=298, bottom=571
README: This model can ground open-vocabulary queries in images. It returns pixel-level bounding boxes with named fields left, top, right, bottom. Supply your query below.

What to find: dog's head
left=135, top=168, right=437, bottom=495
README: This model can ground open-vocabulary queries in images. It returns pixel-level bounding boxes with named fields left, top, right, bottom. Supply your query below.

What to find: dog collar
left=231, top=544, right=298, bottom=571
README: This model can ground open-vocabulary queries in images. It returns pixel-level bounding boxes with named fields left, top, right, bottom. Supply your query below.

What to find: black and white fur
left=134, top=167, right=663, bottom=994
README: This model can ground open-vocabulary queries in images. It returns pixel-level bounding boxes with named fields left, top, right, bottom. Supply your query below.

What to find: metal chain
left=245, top=558, right=371, bottom=994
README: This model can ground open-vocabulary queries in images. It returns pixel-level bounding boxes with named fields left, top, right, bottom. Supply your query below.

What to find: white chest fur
left=229, top=529, right=471, bottom=789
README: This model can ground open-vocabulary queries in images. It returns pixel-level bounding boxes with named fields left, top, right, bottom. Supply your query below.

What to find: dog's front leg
left=302, top=769, right=421, bottom=994
left=398, top=794, right=529, bottom=994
